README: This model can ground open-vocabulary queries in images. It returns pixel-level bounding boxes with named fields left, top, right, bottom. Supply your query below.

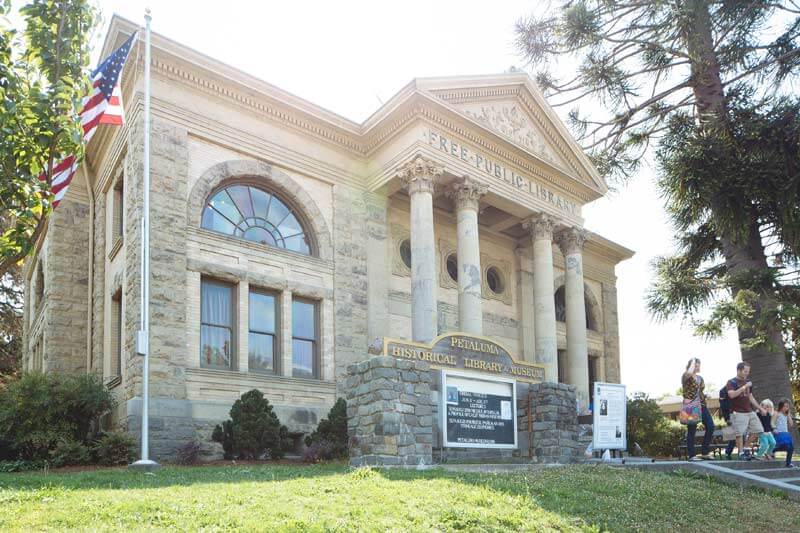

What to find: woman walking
left=683, top=358, right=715, bottom=461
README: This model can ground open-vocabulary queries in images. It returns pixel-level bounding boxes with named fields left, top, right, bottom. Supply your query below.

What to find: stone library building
left=23, top=16, right=632, bottom=460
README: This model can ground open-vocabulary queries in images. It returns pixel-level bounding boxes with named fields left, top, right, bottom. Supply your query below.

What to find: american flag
left=47, top=33, right=137, bottom=207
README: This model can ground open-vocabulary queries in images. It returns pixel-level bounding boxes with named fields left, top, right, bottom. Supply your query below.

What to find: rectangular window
left=292, top=299, right=318, bottom=379
left=112, top=179, right=124, bottom=243
left=111, top=290, right=122, bottom=378
left=249, top=290, right=277, bottom=373
left=200, top=279, right=235, bottom=370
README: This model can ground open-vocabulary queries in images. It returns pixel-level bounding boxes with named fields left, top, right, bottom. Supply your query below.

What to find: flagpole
left=131, top=7, right=159, bottom=472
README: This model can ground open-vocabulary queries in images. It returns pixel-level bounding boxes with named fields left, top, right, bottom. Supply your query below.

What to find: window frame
left=248, top=287, right=280, bottom=375
left=291, top=297, right=320, bottom=379
left=111, top=289, right=123, bottom=379
left=199, top=277, right=237, bottom=371
left=200, top=182, right=315, bottom=257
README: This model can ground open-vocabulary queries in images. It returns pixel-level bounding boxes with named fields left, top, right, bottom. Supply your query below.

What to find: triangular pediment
left=455, top=101, right=567, bottom=170
left=415, top=75, right=608, bottom=195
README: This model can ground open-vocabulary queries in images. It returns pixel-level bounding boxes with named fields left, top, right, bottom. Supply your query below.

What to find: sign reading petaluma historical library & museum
left=382, top=333, right=545, bottom=383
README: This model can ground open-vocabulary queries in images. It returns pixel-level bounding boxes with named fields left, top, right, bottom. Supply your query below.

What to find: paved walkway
left=429, top=458, right=800, bottom=500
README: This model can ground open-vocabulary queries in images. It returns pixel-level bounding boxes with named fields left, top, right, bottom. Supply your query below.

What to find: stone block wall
left=522, top=382, right=584, bottom=463
left=346, top=356, right=433, bottom=466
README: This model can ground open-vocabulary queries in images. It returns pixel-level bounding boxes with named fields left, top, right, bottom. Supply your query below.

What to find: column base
left=128, top=459, right=161, bottom=472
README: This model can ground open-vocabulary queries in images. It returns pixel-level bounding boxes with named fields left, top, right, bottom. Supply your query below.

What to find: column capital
left=446, top=176, right=488, bottom=212
left=522, top=214, right=556, bottom=241
left=556, top=227, right=588, bottom=255
left=398, top=155, right=443, bottom=196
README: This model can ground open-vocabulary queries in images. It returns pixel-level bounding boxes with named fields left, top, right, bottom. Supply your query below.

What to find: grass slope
left=0, top=464, right=797, bottom=532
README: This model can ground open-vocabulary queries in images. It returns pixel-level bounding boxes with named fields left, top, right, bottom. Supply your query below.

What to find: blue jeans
left=775, top=432, right=794, bottom=466
left=686, top=406, right=715, bottom=457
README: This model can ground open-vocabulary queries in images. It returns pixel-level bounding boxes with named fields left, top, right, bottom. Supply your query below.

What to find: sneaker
left=787, top=463, right=796, bottom=468
left=739, top=452, right=752, bottom=461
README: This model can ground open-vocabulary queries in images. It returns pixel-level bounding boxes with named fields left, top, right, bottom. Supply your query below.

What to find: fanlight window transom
left=201, top=184, right=311, bottom=255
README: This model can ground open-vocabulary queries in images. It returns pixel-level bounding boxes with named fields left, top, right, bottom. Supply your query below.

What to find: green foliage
left=49, top=438, right=90, bottom=467
left=0, top=264, right=22, bottom=379
left=626, top=393, right=684, bottom=457
left=515, top=1, right=800, bottom=182
left=0, top=458, right=45, bottom=472
left=91, top=432, right=136, bottom=466
left=0, top=372, right=115, bottom=460
left=0, top=1, right=98, bottom=276
left=212, top=389, right=290, bottom=460
left=304, top=398, right=348, bottom=460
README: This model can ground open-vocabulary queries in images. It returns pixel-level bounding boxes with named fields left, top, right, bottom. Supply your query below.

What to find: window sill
left=108, top=237, right=123, bottom=261
left=186, top=367, right=335, bottom=388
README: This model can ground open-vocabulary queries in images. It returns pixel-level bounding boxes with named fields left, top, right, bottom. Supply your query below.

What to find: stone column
left=446, top=177, right=487, bottom=335
left=399, top=156, right=442, bottom=343
left=523, top=215, right=558, bottom=382
left=515, top=248, right=536, bottom=362
left=558, top=227, right=590, bottom=412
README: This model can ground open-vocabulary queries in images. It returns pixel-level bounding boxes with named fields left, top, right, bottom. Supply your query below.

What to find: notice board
left=441, top=370, right=517, bottom=449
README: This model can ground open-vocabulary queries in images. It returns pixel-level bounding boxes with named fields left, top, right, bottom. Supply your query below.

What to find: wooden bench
left=677, top=429, right=729, bottom=459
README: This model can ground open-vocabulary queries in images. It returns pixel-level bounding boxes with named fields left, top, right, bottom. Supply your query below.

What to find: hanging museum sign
left=441, top=370, right=517, bottom=448
left=382, top=332, right=545, bottom=383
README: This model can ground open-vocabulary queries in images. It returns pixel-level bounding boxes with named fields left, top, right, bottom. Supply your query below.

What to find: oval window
left=446, top=253, right=458, bottom=282
left=399, top=239, right=412, bottom=269
left=486, top=266, right=505, bottom=295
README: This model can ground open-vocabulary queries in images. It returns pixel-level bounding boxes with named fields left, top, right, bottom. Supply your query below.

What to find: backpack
left=718, top=381, right=733, bottom=422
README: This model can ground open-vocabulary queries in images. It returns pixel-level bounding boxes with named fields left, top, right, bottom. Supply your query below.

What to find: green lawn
left=0, top=463, right=797, bottom=532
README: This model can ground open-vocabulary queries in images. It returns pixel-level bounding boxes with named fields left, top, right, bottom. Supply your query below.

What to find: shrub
left=175, top=440, right=201, bottom=465
left=302, top=439, right=335, bottom=463
left=92, top=432, right=137, bottom=466
left=0, top=459, right=46, bottom=472
left=212, top=389, right=289, bottom=460
left=50, top=439, right=91, bottom=467
left=626, top=392, right=684, bottom=457
left=0, top=372, right=115, bottom=461
left=304, top=398, right=348, bottom=460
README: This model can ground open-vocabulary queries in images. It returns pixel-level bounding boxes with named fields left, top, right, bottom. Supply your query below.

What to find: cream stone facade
left=22, top=17, right=632, bottom=459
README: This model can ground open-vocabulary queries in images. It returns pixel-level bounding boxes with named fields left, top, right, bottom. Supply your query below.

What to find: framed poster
left=441, top=370, right=517, bottom=449
left=592, top=382, right=627, bottom=450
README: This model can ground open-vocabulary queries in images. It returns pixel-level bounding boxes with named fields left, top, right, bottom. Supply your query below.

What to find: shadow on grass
left=0, top=462, right=348, bottom=492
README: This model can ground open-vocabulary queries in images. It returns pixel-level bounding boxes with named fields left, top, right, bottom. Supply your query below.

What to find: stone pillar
left=558, top=227, right=590, bottom=412
left=346, top=356, right=433, bottom=466
left=522, top=215, right=558, bottom=381
left=525, top=382, right=583, bottom=463
left=398, top=155, right=442, bottom=343
left=515, top=248, right=536, bottom=362
left=446, top=177, right=487, bottom=335
left=601, top=281, right=621, bottom=383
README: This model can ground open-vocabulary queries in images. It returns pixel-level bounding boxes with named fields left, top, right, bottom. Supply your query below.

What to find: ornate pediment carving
left=461, top=104, right=563, bottom=169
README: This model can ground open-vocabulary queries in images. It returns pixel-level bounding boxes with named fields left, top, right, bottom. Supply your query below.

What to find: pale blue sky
left=90, top=0, right=741, bottom=396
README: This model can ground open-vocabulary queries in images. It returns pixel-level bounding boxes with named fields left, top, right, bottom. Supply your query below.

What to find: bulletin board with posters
left=441, top=370, right=517, bottom=449
left=592, top=382, right=627, bottom=450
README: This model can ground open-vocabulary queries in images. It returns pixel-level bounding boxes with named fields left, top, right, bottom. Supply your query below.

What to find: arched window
left=201, top=184, right=312, bottom=255
left=554, top=286, right=597, bottom=331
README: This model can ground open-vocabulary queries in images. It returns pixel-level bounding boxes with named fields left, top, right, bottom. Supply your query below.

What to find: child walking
left=774, top=399, right=795, bottom=468
left=756, top=399, right=776, bottom=460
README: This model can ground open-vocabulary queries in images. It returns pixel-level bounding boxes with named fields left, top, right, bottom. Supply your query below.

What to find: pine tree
left=515, top=1, right=800, bottom=412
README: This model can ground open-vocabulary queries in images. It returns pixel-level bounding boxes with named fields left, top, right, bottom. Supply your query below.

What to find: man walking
left=726, top=362, right=766, bottom=460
